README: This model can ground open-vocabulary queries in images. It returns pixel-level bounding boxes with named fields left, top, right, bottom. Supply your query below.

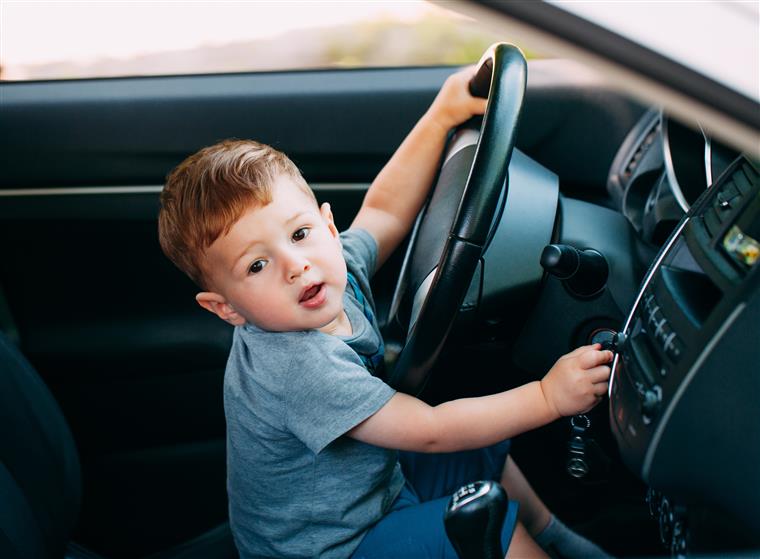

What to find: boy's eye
left=248, top=260, right=267, bottom=274
left=292, top=227, right=310, bottom=242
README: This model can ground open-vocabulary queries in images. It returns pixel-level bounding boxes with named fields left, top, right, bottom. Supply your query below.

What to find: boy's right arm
left=347, top=345, right=612, bottom=452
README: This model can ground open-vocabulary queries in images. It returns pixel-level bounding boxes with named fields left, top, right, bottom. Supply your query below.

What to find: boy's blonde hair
left=158, top=139, right=315, bottom=288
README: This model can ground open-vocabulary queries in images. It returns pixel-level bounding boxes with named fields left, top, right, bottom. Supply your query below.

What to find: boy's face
left=196, top=175, right=347, bottom=332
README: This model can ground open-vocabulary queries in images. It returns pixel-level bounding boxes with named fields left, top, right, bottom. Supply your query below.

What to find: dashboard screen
left=723, top=225, right=759, bottom=268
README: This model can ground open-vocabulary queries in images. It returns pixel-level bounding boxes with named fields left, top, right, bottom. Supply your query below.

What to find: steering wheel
left=384, top=43, right=527, bottom=394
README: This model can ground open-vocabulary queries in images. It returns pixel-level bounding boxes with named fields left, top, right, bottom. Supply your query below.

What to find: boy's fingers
left=579, top=348, right=613, bottom=369
left=597, top=349, right=614, bottom=365
left=575, top=343, right=602, bottom=356
left=558, top=344, right=596, bottom=361
left=587, top=365, right=612, bottom=383
left=469, top=97, right=488, bottom=116
left=594, top=382, right=610, bottom=397
left=459, top=64, right=479, bottom=80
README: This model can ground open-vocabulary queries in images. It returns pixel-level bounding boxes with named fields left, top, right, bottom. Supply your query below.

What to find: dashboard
left=607, top=109, right=742, bottom=246
left=606, top=111, right=760, bottom=555
left=462, top=104, right=758, bottom=556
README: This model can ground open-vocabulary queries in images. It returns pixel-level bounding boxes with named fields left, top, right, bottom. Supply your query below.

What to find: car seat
left=0, top=332, right=238, bottom=559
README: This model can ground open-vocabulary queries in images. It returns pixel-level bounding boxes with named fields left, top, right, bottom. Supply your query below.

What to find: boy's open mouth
left=299, top=283, right=325, bottom=306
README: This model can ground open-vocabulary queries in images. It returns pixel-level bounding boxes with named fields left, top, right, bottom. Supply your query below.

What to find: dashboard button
left=648, top=307, right=662, bottom=329
left=715, top=194, right=735, bottom=219
left=590, top=329, right=616, bottom=349
left=655, top=318, right=668, bottom=340
left=721, top=180, right=740, bottom=201
left=734, top=165, right=754, bottom=194
left=666, top=336, right=683, bottom=362
left=640, top=385, right=662, bottom=421
left=656, top=322, right=672, bottom=346
left=703, top=208, right=721, bottom=236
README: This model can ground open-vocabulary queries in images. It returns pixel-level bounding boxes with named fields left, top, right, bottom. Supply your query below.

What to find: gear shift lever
left=444, top=480, right=508, bottom=559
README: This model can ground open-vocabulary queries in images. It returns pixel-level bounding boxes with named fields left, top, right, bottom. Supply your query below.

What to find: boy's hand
left=540, top=344, right=613, bottom=417
left=426, top=65, right=489, bottom=132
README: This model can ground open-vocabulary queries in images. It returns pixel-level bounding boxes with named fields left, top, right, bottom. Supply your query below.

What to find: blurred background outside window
left=0, top=1, right=528, bottom=82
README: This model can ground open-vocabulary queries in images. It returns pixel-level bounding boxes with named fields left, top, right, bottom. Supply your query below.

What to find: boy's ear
left=320, top=202, right=339, bottom=238
left=196, top=292, right=246, bottom=326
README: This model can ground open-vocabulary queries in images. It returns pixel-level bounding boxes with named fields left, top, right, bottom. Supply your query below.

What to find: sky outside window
left=1, top=1, right=507, bottom=80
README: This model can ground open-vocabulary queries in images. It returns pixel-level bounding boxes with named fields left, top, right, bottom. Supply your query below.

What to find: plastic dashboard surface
left=609, top=157, right=760, bottom=548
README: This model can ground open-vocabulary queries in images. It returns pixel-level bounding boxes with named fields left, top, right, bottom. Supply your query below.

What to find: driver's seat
left=0, top=332, right=238, bottom=559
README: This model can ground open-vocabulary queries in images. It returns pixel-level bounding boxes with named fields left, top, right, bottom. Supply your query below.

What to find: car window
left=0, top=1, right=517, bottom=81
left=549, top=0, right=759, bottom=102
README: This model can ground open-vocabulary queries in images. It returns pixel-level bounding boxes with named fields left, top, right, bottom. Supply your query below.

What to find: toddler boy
left=158, top=66, right=612, bottom=558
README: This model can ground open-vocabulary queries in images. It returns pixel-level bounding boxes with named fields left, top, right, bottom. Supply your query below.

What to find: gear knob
left=444, top=480, right=508, bottom=559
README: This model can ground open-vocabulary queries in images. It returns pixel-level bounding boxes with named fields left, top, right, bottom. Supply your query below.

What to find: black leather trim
left=388, top=44, right=527, bottom=394
left=453, top=44, right=527, bottom=244
left=411, top=144, right=476, bottom=293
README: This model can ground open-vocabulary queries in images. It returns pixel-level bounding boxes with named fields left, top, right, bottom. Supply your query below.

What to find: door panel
left=0, top=62, right=643, bottom=555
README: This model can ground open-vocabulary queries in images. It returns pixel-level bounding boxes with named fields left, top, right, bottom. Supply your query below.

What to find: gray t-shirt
left=225, top=228, right=404, bottom=559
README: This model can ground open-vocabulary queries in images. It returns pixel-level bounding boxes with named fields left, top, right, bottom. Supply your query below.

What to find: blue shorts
left=352, top=440, right=519, bottom=558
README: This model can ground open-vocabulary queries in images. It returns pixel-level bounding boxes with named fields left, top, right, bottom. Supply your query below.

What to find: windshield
left=548, top=0, right=759, bottom=102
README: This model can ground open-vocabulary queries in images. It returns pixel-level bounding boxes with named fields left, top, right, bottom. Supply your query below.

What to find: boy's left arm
left=350, top=66, right=487, bottom=270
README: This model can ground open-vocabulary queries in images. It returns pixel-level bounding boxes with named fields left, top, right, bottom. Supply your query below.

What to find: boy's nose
left=286, top=256, right=311, bottom=282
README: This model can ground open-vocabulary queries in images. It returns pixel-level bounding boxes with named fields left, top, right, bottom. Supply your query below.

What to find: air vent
left=623, top=122, right=660, bottom=180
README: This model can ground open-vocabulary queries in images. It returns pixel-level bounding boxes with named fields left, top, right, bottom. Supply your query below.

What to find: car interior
left=1, top=3, right=758, bottom=559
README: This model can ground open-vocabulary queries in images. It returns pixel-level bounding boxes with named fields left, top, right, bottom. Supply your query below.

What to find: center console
left=609, top=157, right=760, bottom=551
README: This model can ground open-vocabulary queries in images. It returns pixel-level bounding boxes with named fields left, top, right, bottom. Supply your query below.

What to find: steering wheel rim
left=385, top=43, right=527, bottom=394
